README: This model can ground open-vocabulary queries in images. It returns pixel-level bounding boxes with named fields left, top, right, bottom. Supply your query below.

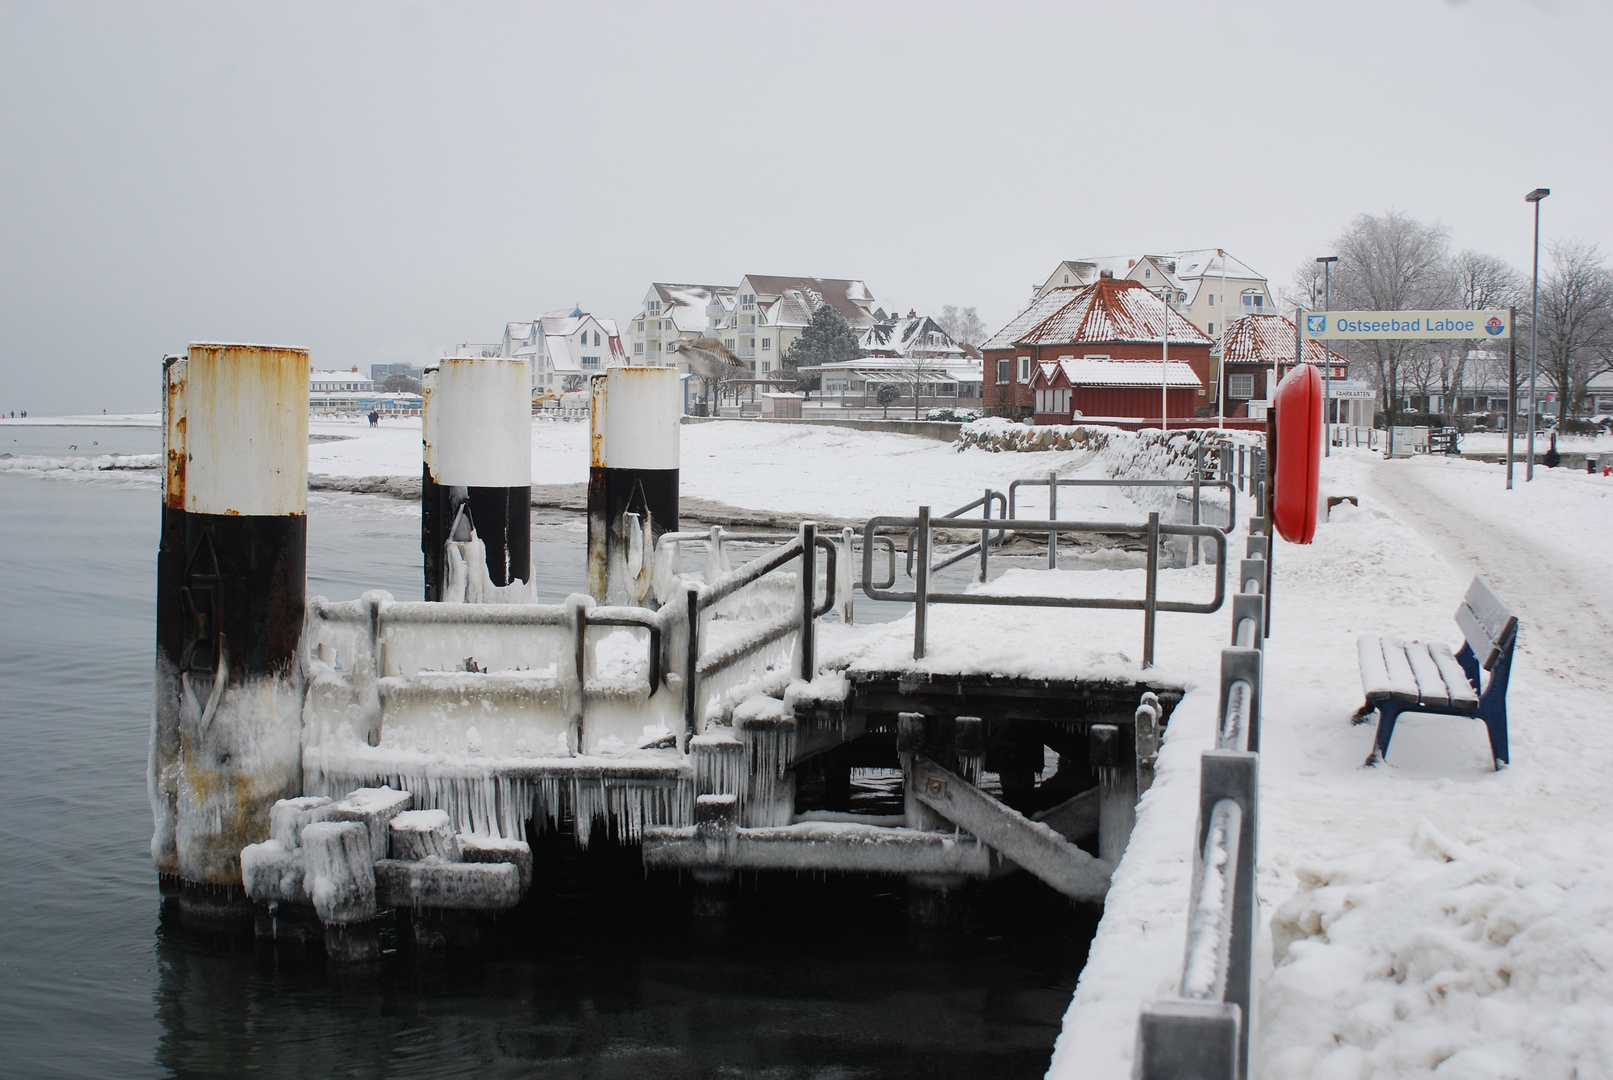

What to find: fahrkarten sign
left=1302, top=310, right=1512, bottom=340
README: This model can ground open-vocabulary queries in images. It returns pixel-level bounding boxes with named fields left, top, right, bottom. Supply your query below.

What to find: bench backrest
left=1454, top=576, right=1518, bottom=671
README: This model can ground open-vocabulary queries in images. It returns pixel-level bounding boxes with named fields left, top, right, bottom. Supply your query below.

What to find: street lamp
left=1525, top=187, right=1550, bottom=480
left=1158, top=286, right=1172, bottom=433
left=1316, top=256, right=1338, bottom=456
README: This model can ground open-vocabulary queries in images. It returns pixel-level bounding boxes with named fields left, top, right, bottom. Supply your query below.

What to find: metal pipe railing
left=866, top=509, right=1228, bottom=667
left=1007, top=476, right=1239, bottom=539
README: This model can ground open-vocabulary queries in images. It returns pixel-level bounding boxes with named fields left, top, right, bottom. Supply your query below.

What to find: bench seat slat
left=1404, top=642, right=1451, bottom=707
left=1358, top=636, right=1419, bottom=703
left=1428, top=641, right=1480, bottom=709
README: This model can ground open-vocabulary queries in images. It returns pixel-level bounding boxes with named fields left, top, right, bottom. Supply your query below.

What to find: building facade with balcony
left=721, top=275, right=880, bottom=379
left=626, top=284, right=736, bottom=372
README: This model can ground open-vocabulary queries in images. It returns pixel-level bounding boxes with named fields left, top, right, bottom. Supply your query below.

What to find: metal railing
left=1007, top=473, right=1237, bottom=568
left=864, top=508, right=1227, bottom=667
left=903, top=489, right=1008, bottom=581
left=1136, top=517, right=1268, bottom=1080
left=663, top=523, right=837, bottom=737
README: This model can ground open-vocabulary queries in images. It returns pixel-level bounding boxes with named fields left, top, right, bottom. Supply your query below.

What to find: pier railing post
left=683, top=581, right=701, bottom=744
left=1142, top=511, right=1160, bottom=668
left=799, top=521, right=816, bottom=681
left=1198, top=750, right=1259, bottom=1077
left=980, top=487, right=992, bottom=583
left=1047, top=471, right=1059, bottom=569
left=913, top=506, right=931, bottom=660
left=840, top=525, right=856, bottom=624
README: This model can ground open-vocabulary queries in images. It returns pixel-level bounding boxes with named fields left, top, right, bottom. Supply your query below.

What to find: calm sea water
left=0, top=430, right=1094, bottom=1079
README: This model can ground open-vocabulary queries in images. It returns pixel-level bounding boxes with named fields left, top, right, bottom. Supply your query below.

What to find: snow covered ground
left=1051, top=448, right=1613, bottom=1079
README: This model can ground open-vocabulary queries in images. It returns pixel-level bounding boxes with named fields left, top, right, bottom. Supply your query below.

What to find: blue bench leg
left=1367, top=704, right=1403, bottom=766
left=1479, top=701, right=1509, bottom=769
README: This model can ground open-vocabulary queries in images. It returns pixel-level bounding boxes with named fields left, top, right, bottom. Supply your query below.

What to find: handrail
left=1137, top=520, right=1267, bottom=1080
left=1007, top=475, right=1238, bottom=540
left=1180, top=798, right=1242, bottom=1001
left=677, top=524, right=837, bottom=742
left=864, top=510, right=1227, bottom=666
left=905, top=488, right=1008, bottom=581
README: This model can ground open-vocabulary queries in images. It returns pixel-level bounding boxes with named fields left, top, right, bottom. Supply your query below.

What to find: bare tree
left=1302, top=210, right=1457, bottom=425
left=1432, top=250, right=1524, bottom=422
left=937, top=305, right=988, bottom=347
left=891, top=352, right=948, bottom=420
left=1535, top=240, right=1613, bottom=422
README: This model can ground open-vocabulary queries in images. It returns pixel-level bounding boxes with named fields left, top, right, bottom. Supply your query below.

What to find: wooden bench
left=1352, top=576, right=1518, bottom=769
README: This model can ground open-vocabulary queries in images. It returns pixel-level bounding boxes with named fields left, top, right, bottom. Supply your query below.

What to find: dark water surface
left=0, top=472, right=1094, bottom=1079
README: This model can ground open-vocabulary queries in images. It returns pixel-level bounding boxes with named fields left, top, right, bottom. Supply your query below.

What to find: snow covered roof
left=651, top=283, right=734, bottom=334
left=986, top=278, right=1213, bottom=350
left=1034, top=356, right=1202, bottom=389
left=1220, top=314, right=1347, bottom=367
left=742, top=275, right=878, bottom=329
left=858, top=315, right=966, bottom=358
left=1037, top=251, right=1266, bottom=305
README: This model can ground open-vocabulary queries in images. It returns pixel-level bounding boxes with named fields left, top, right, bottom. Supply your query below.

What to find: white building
left=310, top=368, right=374, bottom=394
left=719, top=275, right=880, bottom=379
left=626, top=284, right=735, bottom=371
left=1035, top=250, right=1271, bottom=342
left=455, top=309, right=626, bottom=396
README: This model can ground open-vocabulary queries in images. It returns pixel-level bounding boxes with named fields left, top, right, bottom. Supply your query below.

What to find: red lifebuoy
left=1273, top=363, right=1322, bottom=544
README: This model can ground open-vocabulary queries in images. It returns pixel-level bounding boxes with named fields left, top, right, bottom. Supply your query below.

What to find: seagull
left=668, top=337, right=749, bottom=383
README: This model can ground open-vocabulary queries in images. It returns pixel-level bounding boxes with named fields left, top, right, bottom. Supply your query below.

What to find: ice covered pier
left=151, top=343, right=1243, bottom=955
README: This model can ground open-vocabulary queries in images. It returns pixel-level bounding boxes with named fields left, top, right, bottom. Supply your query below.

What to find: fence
left=863, top=509, right=1227, bottom=667
left=1134, top=517, right=1269, bottom=1080
left=1007, top=474, right=1238, bottom=568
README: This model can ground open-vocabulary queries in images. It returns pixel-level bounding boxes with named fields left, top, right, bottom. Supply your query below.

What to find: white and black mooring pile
left=421, top=354, right=533, bottom=603
left=150, top=343, right=310, bottom=907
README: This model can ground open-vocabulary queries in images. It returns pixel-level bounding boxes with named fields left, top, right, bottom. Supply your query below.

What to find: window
left=648, top=301, right=661, bottom=316
left=593, top=331, right=601, bottom=346
left=1208, top=293, right=1215, bottom=306
left=1207, top=322, right=1215, bottom=335
left=1064, top=273, right=1070, bottom=284
left=1036, top=389, right=1046, bottom=412
left=725, top=338, right=735, bottom=350
left=1018, top=356, right=1031, bottom=382
left=634, top=343, right=643, bottom=354
left=997, top=359, right=1011, bottom=384
left=762, top=361, right=771, bottom=372
left=1243, top=293, right=1264, bottom=309
left=1145, top=268, right=1152, bottom=279
left=582, top=356, right=600, bottom=369
left=761, top=337, right=770, bottom=350
left=1230, top=373, right=1254, bottom=398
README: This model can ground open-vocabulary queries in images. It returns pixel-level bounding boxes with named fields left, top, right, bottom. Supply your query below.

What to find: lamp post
left=1159, top=286, right=1172, bottom=432
left=1316, top=256, right=1338, bottom=456
left=1525, top=187, right=1550, bottom=481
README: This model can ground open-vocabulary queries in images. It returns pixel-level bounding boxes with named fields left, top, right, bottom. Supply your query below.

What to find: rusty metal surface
left=184, top=343, right=309, bottom=517
left=163, top=355, right=187, bottom=510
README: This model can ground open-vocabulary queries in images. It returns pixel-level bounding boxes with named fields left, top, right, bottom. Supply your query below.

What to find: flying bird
left=669, top=337, right=750, bottom=383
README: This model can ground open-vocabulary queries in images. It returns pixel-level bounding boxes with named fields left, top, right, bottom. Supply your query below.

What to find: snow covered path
left=1255, top=455, right=1613, bottom=1078
left=1051, top=450, right=1613, bottom=1080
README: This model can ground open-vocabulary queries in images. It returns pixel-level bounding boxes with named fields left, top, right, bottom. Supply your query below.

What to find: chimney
left=1099, top=269, right=1113, bottom=279
left=907, top=309, right=916, bottom=319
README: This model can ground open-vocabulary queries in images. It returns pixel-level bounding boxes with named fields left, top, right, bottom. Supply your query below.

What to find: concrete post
left=161, top=343, right=309, bottom=892
left=421, top=356, right=533, bottom=602
left=587, top=367, right=680, bottom=605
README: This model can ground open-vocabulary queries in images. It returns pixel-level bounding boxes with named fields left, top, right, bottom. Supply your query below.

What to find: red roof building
left=982, top=276, right=1214, bottom=421
left=1219, top=314, right=1347, bottom=416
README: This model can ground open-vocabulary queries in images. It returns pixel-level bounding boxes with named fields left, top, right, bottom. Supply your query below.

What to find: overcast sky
left=2, top=0, right=1609, bottom=413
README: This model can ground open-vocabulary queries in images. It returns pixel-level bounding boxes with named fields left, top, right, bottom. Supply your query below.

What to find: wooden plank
left=1358, top=635, right=1418, bottom=703
left=1380, top=639, right=1421, bottom=702
left=1455, top=576, right=1518, bottom=670
left=1429, top=641, right=1480, bottom=709
left=911, top=756, right=1112, bottom=901
left=1031, top=787, right=1101, bottom=842
left=1404, top=642, right=1451, bottom=706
